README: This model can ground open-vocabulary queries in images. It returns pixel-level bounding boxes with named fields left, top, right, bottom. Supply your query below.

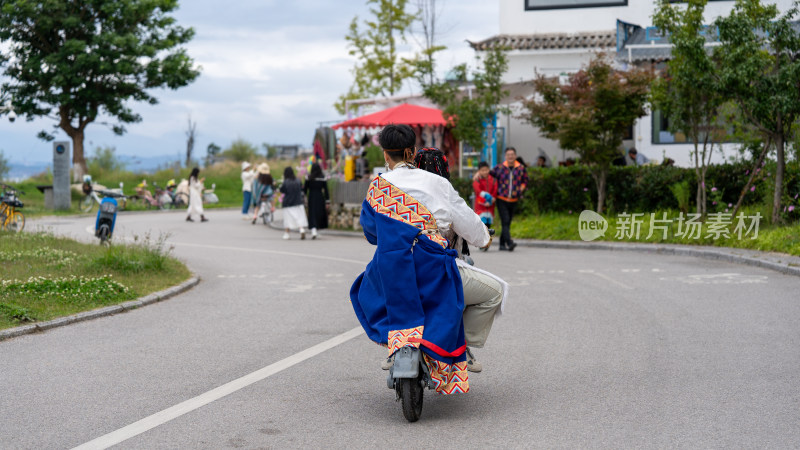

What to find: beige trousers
left=458, top=264, right=504, bottom=348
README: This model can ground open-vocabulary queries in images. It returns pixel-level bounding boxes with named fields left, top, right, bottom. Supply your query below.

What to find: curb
left=0, top=275, right=201, bottom=342
left=513, top=240, right=800, bottom=278
left=273, top=213, right=800, bottom=278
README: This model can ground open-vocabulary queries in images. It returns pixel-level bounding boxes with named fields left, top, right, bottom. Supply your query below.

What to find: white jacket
left=381, top=165, right=490, bottom=248
left=241, top=170, right=255, bottom=192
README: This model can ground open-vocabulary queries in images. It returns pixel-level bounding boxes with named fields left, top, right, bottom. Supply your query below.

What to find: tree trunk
left=772, top=132, right=785, bottom=224
left=731, top=137, right=770, bottom=220
left=694, top=140, right=702, bottom=216
left=593, top=168, right=607, bottom=214
left=67, top=129, right=87, bottom=182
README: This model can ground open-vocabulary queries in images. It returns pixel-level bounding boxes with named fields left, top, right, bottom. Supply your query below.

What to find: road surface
left=1, top=209, right=798, bottom=448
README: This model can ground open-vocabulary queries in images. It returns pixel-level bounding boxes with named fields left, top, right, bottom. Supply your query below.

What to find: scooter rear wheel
left=400, top=376, right=424, bottom=422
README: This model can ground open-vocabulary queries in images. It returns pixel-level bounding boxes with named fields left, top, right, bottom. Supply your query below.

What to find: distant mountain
left=118, top=154, right=184, bottom=172
left=4, top=153, right=183, bottom=182
left=7, top=162, right=50, bottom=182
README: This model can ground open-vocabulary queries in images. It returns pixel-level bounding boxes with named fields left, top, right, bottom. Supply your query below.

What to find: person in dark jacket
left=280, top=166, right=308, bottom=239
left=489, top=147, right=529, bottom=251
left=303, top=163, right=329, bottom=239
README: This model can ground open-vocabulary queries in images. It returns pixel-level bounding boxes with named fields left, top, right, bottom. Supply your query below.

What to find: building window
left=651, top=109, right=734, bottom=145
left=525, top=0, right=627, bottom=10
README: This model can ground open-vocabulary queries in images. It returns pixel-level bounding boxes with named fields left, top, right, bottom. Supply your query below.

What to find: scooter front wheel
left=98, top=224, right=110, bottom=245
left=400, top=376, right=424, bottom=422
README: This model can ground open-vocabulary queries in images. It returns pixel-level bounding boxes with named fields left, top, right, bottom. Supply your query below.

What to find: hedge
left=453, top=160, right=800, bottom=220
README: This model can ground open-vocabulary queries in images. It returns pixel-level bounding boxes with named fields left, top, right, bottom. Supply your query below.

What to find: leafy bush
left=510, top=161, right=796, bottom=214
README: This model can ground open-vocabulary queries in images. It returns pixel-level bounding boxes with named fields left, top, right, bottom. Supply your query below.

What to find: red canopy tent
left=332, top=103, right=448, bottom=129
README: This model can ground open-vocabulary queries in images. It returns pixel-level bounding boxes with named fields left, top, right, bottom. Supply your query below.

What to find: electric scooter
left=387, top=228, right=495, bottom=422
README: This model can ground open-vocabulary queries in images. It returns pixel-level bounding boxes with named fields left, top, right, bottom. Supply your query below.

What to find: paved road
left=2, top=209, right=799, bottom=448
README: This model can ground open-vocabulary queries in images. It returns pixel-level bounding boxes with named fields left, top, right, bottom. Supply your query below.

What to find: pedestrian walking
left=186, top=167, right=208, bottom=222
left=303, top=162, right=329, bottom=239
left=279, top=166, right=308, bottom=239
left=240, top=161, right=255, bottom=218
left=490, top=147, right=528, bottom=251
left=251, top=163, right=274, bottom=224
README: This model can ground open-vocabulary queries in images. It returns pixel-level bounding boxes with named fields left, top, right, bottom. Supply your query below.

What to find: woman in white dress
left=186, top=167, right=208, bottom=222
left=279, top=166, right=308, bottom=239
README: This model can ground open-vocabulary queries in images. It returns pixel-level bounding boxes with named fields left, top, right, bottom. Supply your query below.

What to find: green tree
left=0, top=150, right=9, bottom=181
left=335, top=0, right=416, bottom=114
left=87, top=145, right=125, bottom=175
left=262, top=143, right=278, bottom=159
left=713, top=0, right=800, bottom=223
left=0, top=0, right=200, bottom=181
left=652, top=0, right=726, bottom=217
left=409, top=0, right=447, bottom=88
left=423, top=47, right=509, bottom=152
left=520, top=54, right=653, bottom=214
left=221, top=139, right=258, bottom=162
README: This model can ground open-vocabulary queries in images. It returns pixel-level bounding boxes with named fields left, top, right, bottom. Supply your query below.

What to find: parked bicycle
left=0, top=184, right=25, bottom=232
left=152, top=180, right=189, bottom=210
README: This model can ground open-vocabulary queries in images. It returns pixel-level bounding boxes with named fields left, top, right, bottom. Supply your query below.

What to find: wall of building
left=499, top=0, right=791, bottom=34
left=505, top=50, right=600, bottom=81
left=492, top=0, right=795, bottom=167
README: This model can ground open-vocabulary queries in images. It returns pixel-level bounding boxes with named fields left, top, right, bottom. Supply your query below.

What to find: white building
left=471, top=0, right=795, bottom=167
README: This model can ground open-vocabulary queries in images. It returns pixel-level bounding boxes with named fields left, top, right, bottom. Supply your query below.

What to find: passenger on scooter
left=350, top=124, right=507, bottom=395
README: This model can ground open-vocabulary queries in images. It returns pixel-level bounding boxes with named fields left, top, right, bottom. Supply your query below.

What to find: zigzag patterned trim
left=388, top=327, right=470, bottom=395
left=424, top=355, right=470, bottom=395
left=367, top=177, right=448, bottom=249
left=388, top=326, right=424, bottom=353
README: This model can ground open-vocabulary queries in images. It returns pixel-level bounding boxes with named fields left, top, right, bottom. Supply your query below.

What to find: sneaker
left=381, top=355, right=394, bottom=370
left=186, top=216, right=194, bottom=222
left=311, top=228, right=318, bottom=239
left=282, top=233, right=290, bottom=240
left=465, top=347, right=482, bottom=373
left=300, top=228, right=306, bottom=240
left=507, top=241, right=517, bottom=252
left=498, top=245, right=508, bottom=251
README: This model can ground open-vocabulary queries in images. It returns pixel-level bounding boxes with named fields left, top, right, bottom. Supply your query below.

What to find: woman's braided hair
left=413, top=147, right=450, bottom=180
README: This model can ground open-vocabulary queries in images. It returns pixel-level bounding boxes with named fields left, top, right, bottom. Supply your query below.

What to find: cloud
left=1, top=1, right=498, bottom=163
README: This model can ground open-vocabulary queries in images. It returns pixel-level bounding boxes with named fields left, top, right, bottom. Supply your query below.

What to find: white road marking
left=81, top=227, right=367, bottom=266
left=591, top=272, right=634, bottom=290
left=167, top=241, right=367, bottom=266
left=660, top=273, right=768, bottom=285
left=72, top=326, right=365, bottom=450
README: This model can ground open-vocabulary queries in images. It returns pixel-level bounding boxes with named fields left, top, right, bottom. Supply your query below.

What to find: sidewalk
left=271, top=209, right=800, bottom=278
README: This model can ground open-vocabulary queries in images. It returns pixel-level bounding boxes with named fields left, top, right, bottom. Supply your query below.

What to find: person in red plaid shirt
left=489, top=147, right=528, bottom=251
left=472, top=161, right=498, bottom=252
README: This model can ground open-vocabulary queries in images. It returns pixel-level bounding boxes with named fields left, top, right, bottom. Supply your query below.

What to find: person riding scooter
left=350, top=124, right=507, bottom=397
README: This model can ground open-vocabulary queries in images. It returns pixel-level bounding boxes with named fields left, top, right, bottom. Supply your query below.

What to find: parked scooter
left=95, top=197, right=118, bottom=244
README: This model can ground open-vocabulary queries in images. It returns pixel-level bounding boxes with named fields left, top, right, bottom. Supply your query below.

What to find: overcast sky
left=0, top=1, right=498, bottom=165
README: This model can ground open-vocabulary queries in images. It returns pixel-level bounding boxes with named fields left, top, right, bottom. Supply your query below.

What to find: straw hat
left=241, top=161, right=252, bottom=170
left=256, top=162, right=270, bottom=174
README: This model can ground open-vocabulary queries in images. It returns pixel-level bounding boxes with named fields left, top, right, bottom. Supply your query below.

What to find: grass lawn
left=511, top=207, right=800, bottom=257
left=9, top=158, right=301, bottom=219
left=0, top=231, right=192, bottom=330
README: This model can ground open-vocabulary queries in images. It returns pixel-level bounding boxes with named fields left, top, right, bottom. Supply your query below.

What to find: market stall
left=332, top=103, right=459, bottom=178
